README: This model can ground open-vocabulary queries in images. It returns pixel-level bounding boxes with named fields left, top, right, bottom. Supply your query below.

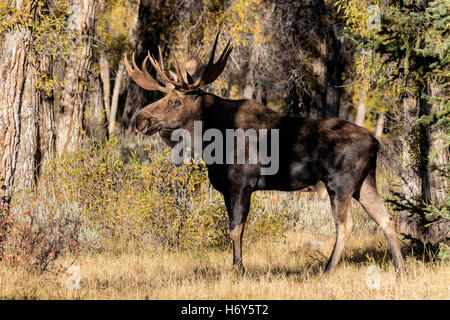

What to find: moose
left=124, top=31, right=406, bottom=276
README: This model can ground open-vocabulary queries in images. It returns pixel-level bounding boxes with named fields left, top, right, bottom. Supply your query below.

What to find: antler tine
left=206, top=31, right=220, bottom=67
left=123, top=53, right=169, bottom=93
left=188, top=31, right=233, bottom=88
left=147, top=50, right=183, bottom=88
left=173, top=53, right=188, bottom=88
left=204, top=40, right=233, bottom=83
left=157, top=45, right=168, bottom=76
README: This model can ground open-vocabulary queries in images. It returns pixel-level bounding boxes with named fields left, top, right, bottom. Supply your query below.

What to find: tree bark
left=306, top=0, right=343, bottom=119
left=15, top=61, right=38, bottom=191
left=36, top=55, right=56, bottom=176
left=84, top=74, right=107, bottom=140
left=243, top=44, right=259, bottom=101
left=0, top=0, right=38, bottom=254
left=56, top=0, right=98, bottom=155
left=283, top=72, right=301, bottom=115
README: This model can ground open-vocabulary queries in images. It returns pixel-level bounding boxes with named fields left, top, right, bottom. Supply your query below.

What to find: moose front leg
left=223, top=189, right=252, bottom=274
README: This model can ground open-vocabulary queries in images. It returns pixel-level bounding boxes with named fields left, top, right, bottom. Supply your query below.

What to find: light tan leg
left=358, top=178, right=406, bottom=276
left=325, top=197, right=354, bottom=273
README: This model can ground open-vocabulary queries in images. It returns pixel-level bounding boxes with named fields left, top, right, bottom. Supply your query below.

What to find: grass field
left=1, top=230, right=448, bottom=300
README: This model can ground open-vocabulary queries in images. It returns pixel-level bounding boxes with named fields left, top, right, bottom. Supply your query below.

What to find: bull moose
left=124, top=31, right=405, bottom=275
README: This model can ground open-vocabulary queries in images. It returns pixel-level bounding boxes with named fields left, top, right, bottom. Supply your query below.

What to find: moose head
left=124, top=31, right=232, bottom=138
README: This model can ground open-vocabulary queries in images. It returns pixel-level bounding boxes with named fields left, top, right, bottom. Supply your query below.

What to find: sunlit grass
left=1, top=231, right=448, bottom=299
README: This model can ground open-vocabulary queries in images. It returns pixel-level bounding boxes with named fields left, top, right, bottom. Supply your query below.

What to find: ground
left=1, top=231, right=448, bottom=299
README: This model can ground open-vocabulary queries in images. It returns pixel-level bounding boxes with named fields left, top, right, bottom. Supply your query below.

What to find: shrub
left=4, top=199, right=83, bottom=272
left=43, top=136, right=288, bottom=249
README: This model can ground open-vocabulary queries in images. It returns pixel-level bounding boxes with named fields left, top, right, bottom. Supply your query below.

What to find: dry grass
left=1, top=231, right=448, bottom=300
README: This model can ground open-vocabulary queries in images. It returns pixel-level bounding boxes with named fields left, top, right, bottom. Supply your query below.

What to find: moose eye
left=172, top=99, right=182, bottom=109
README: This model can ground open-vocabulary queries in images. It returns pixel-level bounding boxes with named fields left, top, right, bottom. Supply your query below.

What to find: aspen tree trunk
left=56, top=0, right=98, bottom=155
left=108, top=60, right=125, bottom=136
left=99, top=51, right=111, bottom=121
left=374, top=112, right=385, bottom=138
left=355, top=90, right=366, bottom=127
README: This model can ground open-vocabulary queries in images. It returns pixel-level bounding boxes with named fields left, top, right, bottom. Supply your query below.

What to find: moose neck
left=196, top=91, right=281, bottom=132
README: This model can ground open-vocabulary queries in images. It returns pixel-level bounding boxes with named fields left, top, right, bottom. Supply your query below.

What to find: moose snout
left=135, top=111, right=161, bottom=135
left=135, top=113, right=150, bottom=133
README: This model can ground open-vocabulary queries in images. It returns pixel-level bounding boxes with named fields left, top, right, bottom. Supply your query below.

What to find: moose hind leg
left=357, top=176, right=406, bottom=275
left=325, top=196, right=354, bottom=273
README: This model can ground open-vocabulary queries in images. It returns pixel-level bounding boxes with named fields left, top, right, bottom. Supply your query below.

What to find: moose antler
left=124, top=31, right=233, bottom=93
left=123, top=53, right=170, bottom=93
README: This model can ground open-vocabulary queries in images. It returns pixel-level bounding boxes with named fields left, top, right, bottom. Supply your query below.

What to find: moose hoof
left=233, top=264, right=245, bottom=276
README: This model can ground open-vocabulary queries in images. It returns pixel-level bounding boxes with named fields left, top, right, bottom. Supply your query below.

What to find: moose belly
left=257, top=160, right=321, bottom=191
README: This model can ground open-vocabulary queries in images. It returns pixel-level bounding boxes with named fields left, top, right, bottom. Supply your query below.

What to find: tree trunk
left=283, top=73, right=301, bottom=115
left=398, top=96, right=428, bottom=239
left=108, top=60, right=125, bottom=136
left=398, top=90, right=449, bottom=244
left=99, top=51, right=111, bottom=121
left=15, top=62, right=38, bottom=191
left=0, top=0, right=38, bottom=254
left=355, top=90, right=366, bottom=126
left=375, top=111, right=385, bottom=138
left=324, top=23, right=343, bottom=119
left=307, top=0, right=343, bottom=119
left=339, top=101, right=351, bottom=121
left=36, top=55, right=56, bottom=176
left=84, top=74, right=107, bottom=140
left=56, top=0, right=98, bottom=155
left=310, top=38, right=327, bottom=119
left=243, top=45, right=259, bottom=101
left=427, top=81, right=449, bottom=204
